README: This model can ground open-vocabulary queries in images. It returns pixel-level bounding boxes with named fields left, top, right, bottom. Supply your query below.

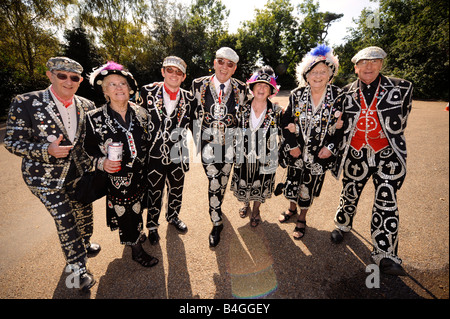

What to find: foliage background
left=1, top=0, right=448, bottom=119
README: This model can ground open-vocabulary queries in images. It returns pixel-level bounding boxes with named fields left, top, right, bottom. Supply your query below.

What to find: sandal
left=293, top=220, right=306, bottom=240
left=132, top=250, right=159, bottom=268
left=239, top=205, right=250, bottom=218
left=279, top=208, right=297, bottom=223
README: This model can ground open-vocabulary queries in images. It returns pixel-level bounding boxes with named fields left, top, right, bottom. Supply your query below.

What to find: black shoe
left=330, top=229, right=344, bottom=244
left=169, top=217, right=188, bottom=233
left=148, top=229, right=160, bottom=245
left=139, top=233, right=147, bottom=243
left=79, top=272, right=96, bottom=292
left=209, top=224, right=224, bottom=247
left=86, top=242, right=101, bottom=258
left=379, top=258, right=406, bottom=276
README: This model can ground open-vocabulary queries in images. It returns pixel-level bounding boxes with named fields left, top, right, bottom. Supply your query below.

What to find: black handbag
left=74, top=169, right=108, bottom=204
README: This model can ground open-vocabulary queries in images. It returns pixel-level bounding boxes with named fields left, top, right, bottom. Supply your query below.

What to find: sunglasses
left=52, top=72, right=81, bottom=82
left=216, top=59, right=235, bottom=68
left=165, top=67, right=184, bottom=76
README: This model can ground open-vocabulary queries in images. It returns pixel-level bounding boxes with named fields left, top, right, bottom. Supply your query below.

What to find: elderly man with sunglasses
left=4, top=57, right=99, bottom=292
left=139, top=56, right=196, bottom=246
left=191, top=47, right=248, bottom=247
left=330, top=47, right=413, bottom=276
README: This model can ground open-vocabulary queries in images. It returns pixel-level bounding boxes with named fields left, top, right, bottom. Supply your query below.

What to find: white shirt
left=49, top=89, right=77, bottom=143
left=212, top=76, right=231, bottom=97
left=250, top=107, right=266, bottom=130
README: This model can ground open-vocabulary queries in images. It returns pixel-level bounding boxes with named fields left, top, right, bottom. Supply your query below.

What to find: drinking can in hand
left=108, top=142, right=123, bottom=161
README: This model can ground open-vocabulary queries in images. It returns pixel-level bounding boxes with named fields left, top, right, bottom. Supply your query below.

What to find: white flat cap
left=163, top=56, right=187, bottom=74
left=216, top=47, right=239, bottom=64
left=351, top=46, right=387, bottom=64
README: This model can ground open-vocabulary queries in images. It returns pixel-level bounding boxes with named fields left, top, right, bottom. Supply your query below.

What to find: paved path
left=0, top=93, right=448, bottom=300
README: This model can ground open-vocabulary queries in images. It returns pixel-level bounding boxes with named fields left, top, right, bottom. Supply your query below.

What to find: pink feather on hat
left=102, top=61, right=124, bottom=71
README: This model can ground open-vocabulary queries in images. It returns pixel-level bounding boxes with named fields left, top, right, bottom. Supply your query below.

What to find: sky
left=178, top=0, right=379, bottom=47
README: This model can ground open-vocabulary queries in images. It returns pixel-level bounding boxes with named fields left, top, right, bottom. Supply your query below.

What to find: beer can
left=108, top=142, right=123, bottom=161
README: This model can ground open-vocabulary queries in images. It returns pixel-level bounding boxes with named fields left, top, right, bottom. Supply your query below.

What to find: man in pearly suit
left=330, top=47, right=413, bottom=276
left=191, top=47, right=248, bottom=247
left=4, top=57, right=99, bottom=291
left=140, top=56, right=196, bottom=245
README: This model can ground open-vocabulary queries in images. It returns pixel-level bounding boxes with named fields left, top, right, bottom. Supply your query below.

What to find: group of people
left=4, top=44, right=413, bottom=293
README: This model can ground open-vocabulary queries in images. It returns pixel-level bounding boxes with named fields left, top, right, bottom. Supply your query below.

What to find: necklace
left=251, top=100, right=267, bottom=117
left=111, top=103, right=128, bottom=114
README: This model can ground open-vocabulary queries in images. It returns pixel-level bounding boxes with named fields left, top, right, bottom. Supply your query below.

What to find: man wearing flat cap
left=191, top=47, right=248, bottom=247
left=4, top=57, right=99, bottom=291
left=330, top=46, right=413, bottom=275
left=140, top=56, right=196, bottom=245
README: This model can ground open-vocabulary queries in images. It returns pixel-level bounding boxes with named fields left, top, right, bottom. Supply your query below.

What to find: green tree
left=0, top=0, right=70, bottom=79
left=0, top=0, right=72, bottom=118
left=81, top=0, right=149, bottom=63
left=60, top=27, right=103, bottom=103
left=386, top=0, right=449, bottom=100
left=236, top=0, right=341, bottom=89
left=141, top=0, right=231, bottom=87
left=144, top=0, right=192, bottom=76
left=335, top=0, right=449, bottom=100
left=238, top=0, right=297, bottom=80
left=185, top=0, right=231, bottom=78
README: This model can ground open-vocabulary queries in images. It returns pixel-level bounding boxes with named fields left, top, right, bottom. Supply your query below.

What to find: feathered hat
left=296, top=44, right=339, bottom=87
left=89, top=61, right=138, bottom=98
left=247, top=66, right=280, bottom=97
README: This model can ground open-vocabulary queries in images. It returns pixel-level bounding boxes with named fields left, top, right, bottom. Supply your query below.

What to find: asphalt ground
left=0, top=92, right=448, bottom=303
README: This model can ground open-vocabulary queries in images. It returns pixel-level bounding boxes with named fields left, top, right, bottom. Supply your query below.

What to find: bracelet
left=97, top=157, right=106, bottom=171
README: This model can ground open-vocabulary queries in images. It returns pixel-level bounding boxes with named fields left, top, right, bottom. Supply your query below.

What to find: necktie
left=219, top=84, right=225, bottom=104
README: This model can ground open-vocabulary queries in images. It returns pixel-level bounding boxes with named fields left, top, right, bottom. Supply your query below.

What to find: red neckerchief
left=164, top=84, right=179, bottom=101
left=50, top=86, right=73, bottom=108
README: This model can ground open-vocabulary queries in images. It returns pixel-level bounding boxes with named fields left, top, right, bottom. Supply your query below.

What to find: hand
left=285, top=123, right=296, bottom=133
left=318, top=147, right=332, bottom=159
left=289, top=147, right=301, bottom=158
left=103, top=158, right=122, bottom=173
left=47, top=134, right=73, bottom=158
left=336, top=114, right=344, bottom=129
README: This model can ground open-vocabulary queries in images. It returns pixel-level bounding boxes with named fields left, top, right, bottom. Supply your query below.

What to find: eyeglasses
left=216, top=59, right=235, bottom=68
left=105, top=82, right=129, bottom=89
left=357, top=59, right=382, bottom=66
left=309, top=70, right=328, bottom=77
left=165, top=67, right=184, bottom=76
left=52, top=72, right=81, bottom=82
